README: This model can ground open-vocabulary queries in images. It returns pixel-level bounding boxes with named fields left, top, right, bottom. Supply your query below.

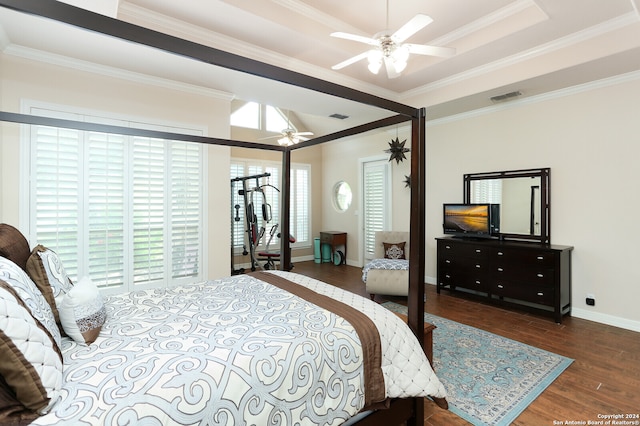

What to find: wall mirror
left=464, top=168, right=550, bottom=243
left=333, top=181, right=353, bottom=212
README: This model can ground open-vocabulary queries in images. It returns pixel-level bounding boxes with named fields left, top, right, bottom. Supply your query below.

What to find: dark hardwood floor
left=292, top=261, right=640, bottom=426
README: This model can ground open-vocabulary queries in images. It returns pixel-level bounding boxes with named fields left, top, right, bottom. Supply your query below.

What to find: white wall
left=418, top=72, right=640, bottom=331
left=0, top=54, right=233, bottom=280
left=320, top=128, right=411, bottom=265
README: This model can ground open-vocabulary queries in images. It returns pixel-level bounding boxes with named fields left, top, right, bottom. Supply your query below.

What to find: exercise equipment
left=230, top=173, right=292, bottom=274
left=256, top=224, right=296, bottom=270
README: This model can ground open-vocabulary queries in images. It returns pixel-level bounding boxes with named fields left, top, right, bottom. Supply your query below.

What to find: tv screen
left=443, top=204, right=500, bottom=237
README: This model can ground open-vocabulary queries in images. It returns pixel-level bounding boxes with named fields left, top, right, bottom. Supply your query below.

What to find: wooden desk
left=319, top=231, right=347, bottom=265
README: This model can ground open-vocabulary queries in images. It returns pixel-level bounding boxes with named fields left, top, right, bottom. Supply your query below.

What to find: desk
left=319, top=231, right=346, bottom=265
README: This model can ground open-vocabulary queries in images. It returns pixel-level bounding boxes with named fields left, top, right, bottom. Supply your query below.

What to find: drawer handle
left=537, top=256, right=544, bottom=260
left=475, top=280, right=481, bottom=284
left=445, top=260, right=451, bottom=264
left=497, top=251, right=504, bottom=256
left=445, top=274, right=451, bottom=279
left=537, top=292, right=544, bottom=296
left=445, top=245, right=451, bottom=249
left=497, top=284, right=504, bottom=289
left=497, top=267, right=504, bottom=272
left=475, top=249, right=482, bottom=253
left=537, top=273, right=544, bottom=278
left=475, top=264, right=481, bottom=269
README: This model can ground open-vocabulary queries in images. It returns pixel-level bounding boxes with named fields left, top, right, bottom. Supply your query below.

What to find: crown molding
left=427, top=69, right=640, bottom=126
left=4, top=44, right=235, bottom=101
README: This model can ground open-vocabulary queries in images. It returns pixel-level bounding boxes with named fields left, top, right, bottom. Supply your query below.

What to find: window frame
left=21, top=101, right=208, bottom=295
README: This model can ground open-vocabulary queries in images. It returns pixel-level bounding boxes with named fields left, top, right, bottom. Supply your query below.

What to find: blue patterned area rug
left=382, top=302, right=573, bottom=426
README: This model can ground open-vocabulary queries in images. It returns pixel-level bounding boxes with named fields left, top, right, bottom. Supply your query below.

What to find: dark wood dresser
left=436, top=237, right=573, bottom=323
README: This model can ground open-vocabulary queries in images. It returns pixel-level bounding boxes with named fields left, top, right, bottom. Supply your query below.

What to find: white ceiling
left=1, top=0, right=639, bottom=135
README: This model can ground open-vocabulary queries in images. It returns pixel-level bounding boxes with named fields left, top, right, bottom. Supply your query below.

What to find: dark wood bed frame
left=0, top=1, right=442, bottom=424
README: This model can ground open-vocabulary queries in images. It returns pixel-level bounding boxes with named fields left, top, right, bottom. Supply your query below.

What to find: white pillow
left=58, top=276, right=106, bottom=345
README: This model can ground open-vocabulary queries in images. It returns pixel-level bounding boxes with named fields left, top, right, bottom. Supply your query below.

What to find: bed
left=1, top=224, right=446, bottom=425
left=1, top=1, right=441, bottom=425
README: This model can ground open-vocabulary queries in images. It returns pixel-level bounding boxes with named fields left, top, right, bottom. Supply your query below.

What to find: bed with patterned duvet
left=0, top=224, right=447, bottom=425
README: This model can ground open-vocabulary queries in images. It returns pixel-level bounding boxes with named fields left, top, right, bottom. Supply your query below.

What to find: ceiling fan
left=330, top=2, right=455, bottom=78
left=260, top=111, right=313, bottom=146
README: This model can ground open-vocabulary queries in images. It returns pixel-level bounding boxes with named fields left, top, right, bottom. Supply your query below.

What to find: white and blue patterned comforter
left=33, top=271, right=445, bottom=426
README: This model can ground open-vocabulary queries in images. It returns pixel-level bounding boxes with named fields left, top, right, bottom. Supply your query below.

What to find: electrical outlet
left=586, top=293, right=595, bottom=306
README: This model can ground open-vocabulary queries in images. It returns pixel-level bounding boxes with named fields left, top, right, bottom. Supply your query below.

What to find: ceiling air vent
left=329, top=113, right=349, bottom=120
left=490, top=91, right=522, bottom=103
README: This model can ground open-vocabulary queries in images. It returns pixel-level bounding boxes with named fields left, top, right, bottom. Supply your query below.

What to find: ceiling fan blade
left=383, top=56, right=401, bottom=79
left=391, top=14, right=433, bottom=43
left=406, top=43, right=456, bottom=58
left=294, top=132, right=314, bottom=136
left=332, top=51, right=369, bottom=70
left=330, top=32, right=378, bottom=46
left=297, top=136, right=311, bottom=142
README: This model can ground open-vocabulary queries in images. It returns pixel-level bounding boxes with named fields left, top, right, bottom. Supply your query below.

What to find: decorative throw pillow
left=58, top=276, right=106, bottom=345
left=0, top=256, right=62, bottom=351
left=26, top=245, right=74, bottom=331
left=0, top=281, right=63, bottom=414
left=383, top=242, right=406, bottom=259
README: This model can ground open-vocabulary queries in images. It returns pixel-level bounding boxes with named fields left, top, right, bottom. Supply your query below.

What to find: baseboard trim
left=571, top=308, right=640, bottom=333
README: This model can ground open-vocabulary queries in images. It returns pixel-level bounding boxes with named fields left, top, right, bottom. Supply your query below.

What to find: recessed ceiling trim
left=118, top=1, right=398, bottom=99
left=432, top=0, right=546, bottom=46
left=403, top=12, right=640, bottom=100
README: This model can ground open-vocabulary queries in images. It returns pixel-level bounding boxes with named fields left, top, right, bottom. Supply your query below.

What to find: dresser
left=436, top=237, right=573, bottom=323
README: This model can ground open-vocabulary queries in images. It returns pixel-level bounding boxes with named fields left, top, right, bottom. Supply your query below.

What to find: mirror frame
left=463, top=168, right=551, bottom=244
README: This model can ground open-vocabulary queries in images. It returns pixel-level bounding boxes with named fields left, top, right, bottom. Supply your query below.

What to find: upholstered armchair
left=362, top=231, right=409, bottom=299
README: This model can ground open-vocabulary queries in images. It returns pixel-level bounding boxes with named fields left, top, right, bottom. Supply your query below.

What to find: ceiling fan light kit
left=331, top=3, right=455, bottom=78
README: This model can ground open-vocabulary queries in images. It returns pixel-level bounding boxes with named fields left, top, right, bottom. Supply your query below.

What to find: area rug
left=382, top=302, right=573, bottom=426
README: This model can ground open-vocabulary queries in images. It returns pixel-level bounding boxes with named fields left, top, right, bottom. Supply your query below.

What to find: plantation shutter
left=28, top=106, right=204, bottom=293
left=470, top=180, right=502, bottom=204
left=363, top=160, right=389, bottom=260
left=30, top=125, right=82, bottom=280
left=86, top=131, right=126, bottom=288
left=170, top=142, right=202, bottom=280
left=291, top=165, right=310, bottom=244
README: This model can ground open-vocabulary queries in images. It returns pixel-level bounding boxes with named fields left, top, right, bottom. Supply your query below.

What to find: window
left=27, top=106, right=205, bottom=294
left=231, top=159, right=310, bottom=250
left=231, top=102, right=294, bottom=133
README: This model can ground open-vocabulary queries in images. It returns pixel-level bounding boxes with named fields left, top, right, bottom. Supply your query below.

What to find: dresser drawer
left=439, top=268, right=488, bottom=292
left=439, top=241, right=489, bottom=260
left=494, top=265, right=555, bottom=286
left=492, top=248, right=556, bottom=268
left=490, top=281, right=554, bottom=305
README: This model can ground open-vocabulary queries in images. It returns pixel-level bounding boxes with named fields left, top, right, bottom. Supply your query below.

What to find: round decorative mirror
left=333, top=181, right=352, bottom=212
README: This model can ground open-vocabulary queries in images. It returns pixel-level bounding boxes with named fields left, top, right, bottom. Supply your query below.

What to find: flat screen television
left=443, top=203, right=500, bottom=238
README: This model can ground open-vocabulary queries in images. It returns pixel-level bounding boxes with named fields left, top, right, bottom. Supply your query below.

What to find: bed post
left=407, top=107, right=426, bottom=426
left=407, top=108, right=426, bottom=344
left=279, top=149, right=292, bottom=271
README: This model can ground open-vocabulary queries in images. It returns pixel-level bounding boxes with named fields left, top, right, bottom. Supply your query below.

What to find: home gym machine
left=231, top=173, right=277, bottom=274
